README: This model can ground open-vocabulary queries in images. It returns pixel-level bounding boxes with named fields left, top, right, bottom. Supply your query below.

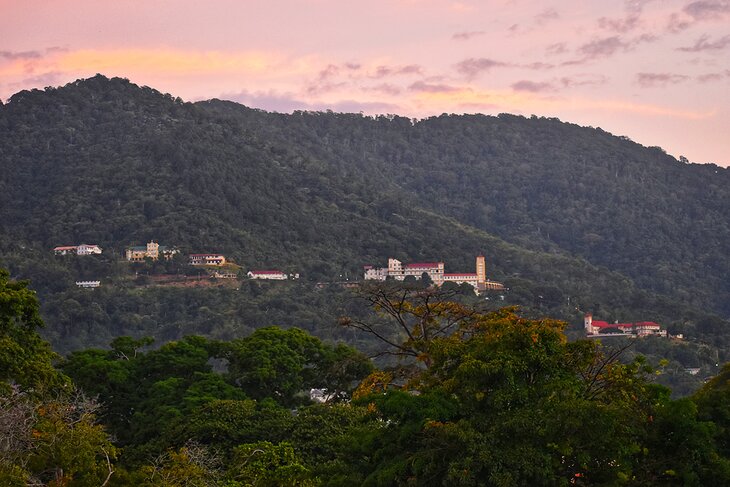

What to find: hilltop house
left=364, top=255, right=504, bottom=293
left=584, top=313, right=667, bottom=338
left=189, top=254, right=226, bottom=266
left=125, top=241, right=178, bottom=262
left=54, top=244, right=102, bottom=255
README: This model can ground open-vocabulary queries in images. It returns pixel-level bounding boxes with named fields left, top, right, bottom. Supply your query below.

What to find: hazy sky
left=2, top=0, right=729, bottom=166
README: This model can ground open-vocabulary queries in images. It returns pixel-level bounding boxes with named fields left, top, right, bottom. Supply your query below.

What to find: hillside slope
left=0, top=76, right=727, bottom=359
left=197, top=101, right=730, bottom=316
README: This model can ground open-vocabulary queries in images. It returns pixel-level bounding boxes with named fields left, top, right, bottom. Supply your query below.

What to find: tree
left=340, top=283, right=477, bottom=368
left=226, top=441, right=316, bottom=487
left=0, top=269, right=65, bottom=393
left=0, top=388, right=117, bottom=486
left=220, top=327, right=371, bottom=406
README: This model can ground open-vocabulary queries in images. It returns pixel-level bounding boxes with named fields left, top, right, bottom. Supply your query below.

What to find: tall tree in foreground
left=0, top=269, right=116, bottom=486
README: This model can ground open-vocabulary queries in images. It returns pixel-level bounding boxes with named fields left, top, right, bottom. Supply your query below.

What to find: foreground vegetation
left=2, top=270, right=729, bottom=486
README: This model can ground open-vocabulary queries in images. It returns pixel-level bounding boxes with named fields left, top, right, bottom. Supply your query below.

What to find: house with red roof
left=54, top=244, right=102, bottom=255
left=584, top=313, right=666, bottom=338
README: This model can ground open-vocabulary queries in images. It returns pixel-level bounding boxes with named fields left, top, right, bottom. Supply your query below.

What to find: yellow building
left=125, top=241, right=177, bottom=261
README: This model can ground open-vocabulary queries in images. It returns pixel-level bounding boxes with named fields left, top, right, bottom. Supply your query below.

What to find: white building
left=584, top=313, right=667, bottom=338
left=363, top=255, right=503, bottom=293
left=54, top=244, right=102, bottom=255
left=189, top=253, right=226, bottom=266
left=76, top=244, right=102, bottom=255
left=76, top=280, right=100, bottom=288
left=247, top=270, right=288, bottom=280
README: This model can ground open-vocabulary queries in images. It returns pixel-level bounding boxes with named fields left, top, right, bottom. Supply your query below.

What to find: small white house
left=75, top=280, right=100, bottom=288
left=76, top=244, right=102, bottom=255
left=54, top=244, right=102, bottom=255
left=247, top=270, right=288, bottom=280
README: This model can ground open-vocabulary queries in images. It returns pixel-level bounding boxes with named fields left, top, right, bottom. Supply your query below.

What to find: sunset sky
left=2, top=0, right=729, bottom=166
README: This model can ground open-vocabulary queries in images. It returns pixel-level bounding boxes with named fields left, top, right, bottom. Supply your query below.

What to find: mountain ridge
left=0, top=75, right=727, bottom=356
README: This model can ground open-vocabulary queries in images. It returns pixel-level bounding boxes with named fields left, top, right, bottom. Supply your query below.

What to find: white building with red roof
left=54, top=244, right=102, bottom=255
left=363, top=255, right=504, bottom=293
left=584, top=313, right=666, bottom=338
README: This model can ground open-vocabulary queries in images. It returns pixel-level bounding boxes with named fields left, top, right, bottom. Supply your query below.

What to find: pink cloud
left=677, top=34, right=730, bottom=52
left=408, top=81, right=462, bottom=93
left=684, top=0, right=730, bottom=20
left=578, top=36, right=629, bottom=59
left=598, top=14, right=641, bottom=33
left=455, top=58, right=509, bottom=77
left=545, top=42, right=568, bottom=56
left=511, top=80, right=555, bottom=93
left=452, top=31, right=485, bottom=41
left=364, top=83, right=402, bottom=95
left=0, top=50, right=42, bottom=60
left=560, top=74, right=609, bottom=88
left=534, top=8, right=560, bottom=26
left=667, top=0, right=730, bottom=32
left=697, top=69, right=730, bottom=82
left=371, top=64, right=422, bottom=78
left=636, top=72, right=690, bottom=87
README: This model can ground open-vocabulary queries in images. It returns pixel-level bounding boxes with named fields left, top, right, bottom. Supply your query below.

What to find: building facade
left=584, top=313, right=666, bottom=338
left=189, top=254, right=226, bottom=266
left=125, top=241, right=178, bottom=261
left=364, top=255, right=504, bottom=293
left=54, top=244, right=102, bottom=255
left=247, top=270, right=288, bottom=280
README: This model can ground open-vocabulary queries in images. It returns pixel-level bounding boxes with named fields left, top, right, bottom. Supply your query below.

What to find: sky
left=1, top=0, right=729, bottom=166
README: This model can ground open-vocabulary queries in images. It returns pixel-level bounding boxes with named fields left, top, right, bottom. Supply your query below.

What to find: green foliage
left=0, top=268, right=65, bottom=393
left=227, top=441, right=317, bottom=486
left=694, top=363, right=730, bottom=457
left=220, top=327, right=372, bottom=406
left=0, top=389, right=117, bottom=487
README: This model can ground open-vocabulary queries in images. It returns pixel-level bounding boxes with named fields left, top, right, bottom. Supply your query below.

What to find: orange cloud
left=57, top=49, right=278, bottom=75
left=407, top=86, right=712, bottom=120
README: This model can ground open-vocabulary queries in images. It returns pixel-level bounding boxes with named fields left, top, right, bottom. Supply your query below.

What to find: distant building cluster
left=584, top=313, right=667, bottom=338
left=363, top=255, right=504, bottom=293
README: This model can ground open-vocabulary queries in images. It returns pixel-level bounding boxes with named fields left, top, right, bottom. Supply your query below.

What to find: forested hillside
left=199, top=100, right=730, bottom=316
left=0, top=75, right=727, bottom=367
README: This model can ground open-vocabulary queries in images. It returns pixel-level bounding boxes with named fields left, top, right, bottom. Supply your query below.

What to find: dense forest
left=0, top=75, right=728, bottom=389
left=2, top=270, right=730, bottom=486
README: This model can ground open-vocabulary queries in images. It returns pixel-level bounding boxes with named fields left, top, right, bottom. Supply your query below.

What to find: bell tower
left=476, top=254, right=486, bottom=284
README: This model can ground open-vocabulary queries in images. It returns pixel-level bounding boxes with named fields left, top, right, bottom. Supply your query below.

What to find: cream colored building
left=364, top=255, right=504, bottom=293
left=125, top=241, right=178, bottom=261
